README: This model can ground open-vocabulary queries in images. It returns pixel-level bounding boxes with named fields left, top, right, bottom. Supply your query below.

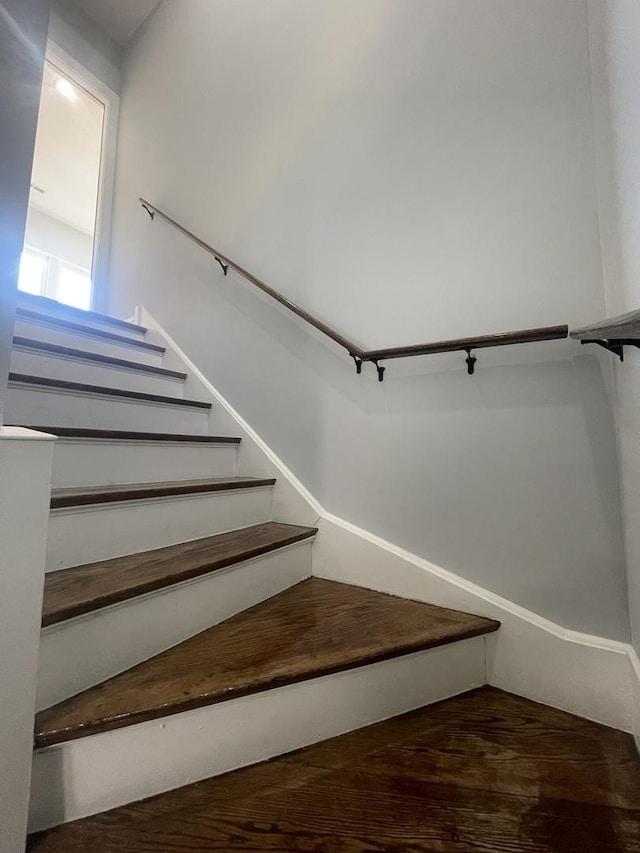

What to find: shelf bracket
left=214, top=257, right=229, bottom=276
left=580, top=338, right=640, bottom=362
left=465, top=348, right=477, bottom=375
left=141, top=202, right=155, bottom=221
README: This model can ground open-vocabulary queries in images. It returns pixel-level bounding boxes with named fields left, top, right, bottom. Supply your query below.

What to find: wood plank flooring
left=28, top=687, right=640, bottom=852
left=34, top=579, right=498, bottom=747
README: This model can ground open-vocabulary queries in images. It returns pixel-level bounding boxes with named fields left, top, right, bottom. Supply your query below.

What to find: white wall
left=591, top=0, right=640, bottom=659
left=25, top=207, right=93, bottom=269
left=109, top=0, right=629, bottom=640
left=48, top=0, right=121, bottom=93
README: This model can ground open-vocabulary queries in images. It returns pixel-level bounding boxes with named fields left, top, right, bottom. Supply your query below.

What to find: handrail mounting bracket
left=141, top=202, right=155, bottom=221
left=580, top=338, right=640, bottom=362
left=351, top=355, right=363, bottom=375
left=215, top=257, right=229, bottom=276
left=465, top=348, right=477, bottom=376
left=372, top=359, right=385, bottom=382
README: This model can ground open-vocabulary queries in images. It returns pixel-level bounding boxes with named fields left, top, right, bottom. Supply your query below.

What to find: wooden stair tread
left=17, top=293, right=147, bottom=334
left=15, top=308, right=164, bottom=352
left=34, top=578, right=499, bottom=747
left=8, top=374, right=211, bottom=409
left=12, top=337, right=186, bottom=380
left=50, top=476, right=276, bottom=509
left=12, top=426, right=241, bottom=444
left=42, top=522, right=317, bottom=627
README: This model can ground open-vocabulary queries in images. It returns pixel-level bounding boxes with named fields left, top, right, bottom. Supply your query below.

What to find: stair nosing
left=17, top=295, right=147, bottom=334
left=34, top=591, right=499, bottom=747
left=12, top=337, right=186, bottom=380
left=12, top=426, right=241, bottom=444
left=8, top=373, right=211, bottom=409
left=50, top=476, right=277, bottom=509
left=42, top=523, right=318, bottom=627
left=15, top=308, right=164, bottom=353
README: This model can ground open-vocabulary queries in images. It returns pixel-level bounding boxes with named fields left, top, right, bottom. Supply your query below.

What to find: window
left=18, top=246, right=92, bottom=309
left=18, top=249, right=49, bottom=296
left=57, top=264, right=92, bottom=310
left=23, top=50, right=119, bottom=313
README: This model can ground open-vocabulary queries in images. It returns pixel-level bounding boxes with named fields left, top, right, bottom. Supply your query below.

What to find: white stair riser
left=46, top=487, right=274, bottom=570
left=37, top=541, right=313, bottom=710
left=10, top=348, right=185, bottom=398
left=13, top=319, right=164, bottom=367
left=16, top=303, right=149, bottom=341
left=51, top=439, right=238, bottom=488
left=29, top=637, right=486, bottom=831
left=6, top=385, right=210, bottom=433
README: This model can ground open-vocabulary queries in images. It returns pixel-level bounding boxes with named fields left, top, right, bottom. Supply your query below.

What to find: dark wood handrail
left=139, top=199, right=363, bottom=357
left=360, top=326, right=569, bottom=361
left=139, top=198, right=569, bottom=379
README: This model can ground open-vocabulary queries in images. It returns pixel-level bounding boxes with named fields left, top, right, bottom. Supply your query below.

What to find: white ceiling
left=29, top=62, right=104, bottom=235
left=72, top=0, right=162, bottom=46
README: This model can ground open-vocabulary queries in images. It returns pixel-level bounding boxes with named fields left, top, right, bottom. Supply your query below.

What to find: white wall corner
left=139, top=308, right=635, bottom=735
left=0, top=427, right=55, bottom=853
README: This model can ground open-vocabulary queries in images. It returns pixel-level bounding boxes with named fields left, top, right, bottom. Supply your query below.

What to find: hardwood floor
left=29, top=687, right=640, bottom=852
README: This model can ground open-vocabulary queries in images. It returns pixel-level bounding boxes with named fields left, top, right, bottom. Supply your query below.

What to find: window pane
left=57, top=265, right=92, bottom=310
left=18, top=250, right=48, bottom=296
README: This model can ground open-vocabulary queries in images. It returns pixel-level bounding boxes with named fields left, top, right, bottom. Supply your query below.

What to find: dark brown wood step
left=42, top=522, right=317, bottom=627
left=17, top=293, right=147, bottom=334
left=8, top=374, right=211, bottom=409
left=15, top=308, right=164, bottom=353
left=12, top=337, right=186, bottom=379
left=50, top=476, right=276, bottom=509
left=14, top=426, right=241, bottom=444
left=34, top=579, right=499, bottom=747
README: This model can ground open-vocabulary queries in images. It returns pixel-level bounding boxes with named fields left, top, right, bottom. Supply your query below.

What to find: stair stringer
left=140, top=307, right=637, bottom=735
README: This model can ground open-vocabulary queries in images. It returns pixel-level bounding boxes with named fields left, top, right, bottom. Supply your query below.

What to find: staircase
left=7, top=293, right=499, bottom=833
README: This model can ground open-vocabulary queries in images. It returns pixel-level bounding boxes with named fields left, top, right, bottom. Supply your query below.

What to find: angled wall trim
left=140, top=307, right=636, bottom=734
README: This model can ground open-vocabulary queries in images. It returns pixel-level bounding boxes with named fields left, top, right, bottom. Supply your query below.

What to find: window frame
left=44, top=41, right=120, bottom=314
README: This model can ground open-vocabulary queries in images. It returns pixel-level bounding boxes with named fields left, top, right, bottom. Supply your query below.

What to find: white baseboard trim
left=140, top=307, right=636, bottom=735
left=138, top=307, right=322, bottom=529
